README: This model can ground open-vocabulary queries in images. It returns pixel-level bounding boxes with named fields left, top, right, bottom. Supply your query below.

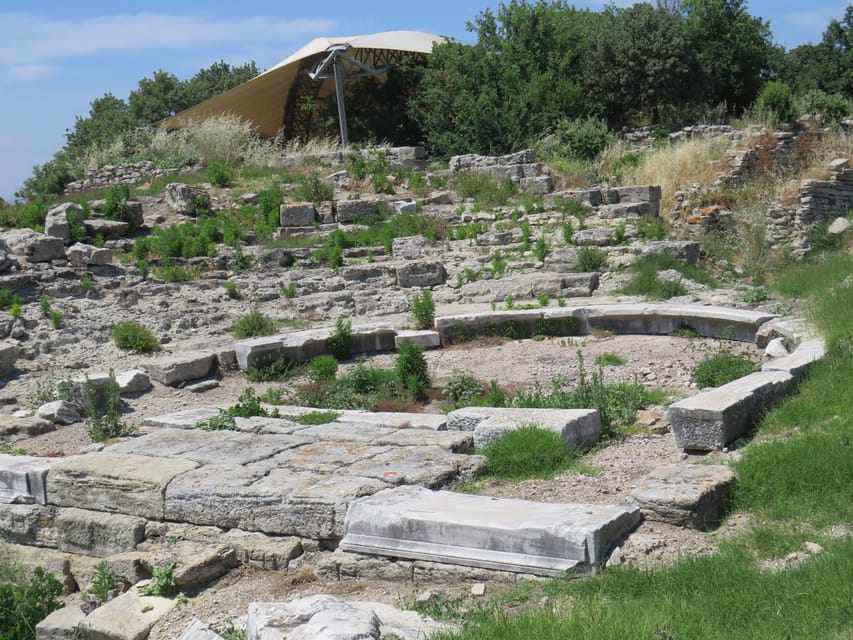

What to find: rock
left=446, top=407, right=601, bottom=450
left=396, top=261, right=446, bottom=287
left=392, top=199, right=418, bottom=214
left=36, top=400, right=81, bottom=425
left=66, top=242, right=113, bottom=267
left=470, top=582, right=486, bottom=596
left=56, top=507, right=146, bottom=557
left=0, top=414, right=55, bottom=440
left=572, top=227, right=616, bottom=246
left=164, top=183, right=209, bottom=215
left=142, top=351, right=216, bottom=387
left=178, top=619, right=226, bottom=640
left=35, top=604, right=87, bottom=640
left=395, top=330, right=441, bottom=349
left=0, top=503, right=57, bottom=547
left=115, top=369, right=152, bottom=394
left=631, top=463, right=737, bottom=529
left=336, top=198, right=382, bottom=223
left=827, top=216, right=850, bottom=235
left=77, top=589, right=177, bottom=640
left=45, top=203, right=79, bottom=243
left=1, top=229, right=66, bottom=262
left=280, top=202, right=316, bottom=227
left=392, top=235, right=430, bottom=260
left=641, top=240, right=700, bottom=265
left=84, top=218, right=129, bottom=238
left=0, top=340, right=19, bottom=376
left=764, top=337, right=789, bottom=358
left=803, top=541, right=823, bottom=555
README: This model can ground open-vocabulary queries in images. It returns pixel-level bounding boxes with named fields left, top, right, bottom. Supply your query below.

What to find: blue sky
left=1, top=0, right=848, bottom=202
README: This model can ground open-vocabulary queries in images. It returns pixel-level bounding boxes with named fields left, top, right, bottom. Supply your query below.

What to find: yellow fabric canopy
left=158, top=30, right=444, bottom=139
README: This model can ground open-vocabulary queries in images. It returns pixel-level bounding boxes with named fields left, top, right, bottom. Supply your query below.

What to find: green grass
left=481, top=425, right=583, bottom=481
left=111, top=320, right=160, bottom=353
left=596, top=352, right=627, bottom=367
left=619, top=253, right=715, bottom=300
left=691, top=351, right=756, bottom=388
left=232, top=308, right=277, bottom=339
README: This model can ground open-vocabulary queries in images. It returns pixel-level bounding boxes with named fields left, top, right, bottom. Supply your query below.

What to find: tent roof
left=158, top=30, right=445, bottom=139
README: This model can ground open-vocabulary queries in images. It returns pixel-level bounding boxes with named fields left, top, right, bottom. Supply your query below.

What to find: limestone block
left=178, top=620, right=226, bottom=640
left=572, top=227, right=616, bottom=246
left=0, top=503, right=57, bottom=546
left=279, top=202, right=316, bottom=227
left=1, top=229, right=66, bottom=262
left=115, top=369, right=152, bottom=394
left=78, top=589, right=177, bottom=640
left=36, top=400, right=82, bottom=425
left=4, top=543, right=75, bottom=591
left=35, top=604, right=87, bottom=640
left=827, top=216, right=850, bottom=235
left=631, top=463, right=737, bottom=529
left=340, top=486, right=641, bottom=575
left=83, top=218, right=129, bottom=238
left=613, top=185, right=662, bottom=202
left=335, top=411, right=447, bottom=431
left=221, top=530, right=303, bottom=570
left=394, top=330, right=440, bottom=349
left=0, top=414, right=53, bottom=440
left=56, top=508, right=146, bottom=557
left=641, top=240, right=700, bottom=265
left=391, top=235, right=430, bottom=259
left=762, top=338, right=826, bottom=378
left=142, top=351, right=215, bottom=386
left=668, top=371, right=795, bottom=451
left=234, top=335, right=285, bottom=371
left=66, top=243, right=113, bottom=267
left=46, top=452, right=200, bottom=519
left=164, top=183, right=209, bottom=215
left=447, top=407, right=600, bottom=450
left=340, top=263, right=395, bottom=282
left=45, top=203, right=78, bottom=244
left=396, top=261, right=446, bottom=287
left=391, top=199, right=418, bottom=214
left=336, top=198, right=381, bottom=223
left=0, top=340, right=18, bottom=377
left=596, top=202, right=650, bottom=219
left=0, top=453, right=65, bottom=505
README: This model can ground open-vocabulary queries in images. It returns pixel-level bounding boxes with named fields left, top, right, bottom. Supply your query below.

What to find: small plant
left=294, top=172, right=334, bottom=203
left=232, top=308, right=277, bottom=339
left=140, top=561, right=177, bottom=597
left=577, top=246, right=607, bottom=271
left=229, top=247, right=254, bottom=271
left=289, top=410, right=341, bottom=425
left=562, top=220, right=575, bottom=244
left=504, top=294, right=516, bottom=310
left=537, top=293, right=550, bottom=307
left=491, top=251, right=508, bottom=277
left=396, top=341, right=430, bottom=398
left=482, top=425, right=582, bottom=480
left=637, top=215, right=667, bottom=240
left=597, top=352, right=627, bottom=367
left=86, top=371, right=131, bottom=442
left=8, top=297, right=22, bottom=318
left=533, top=235, right=549, bottom=261
left=692, top=352, right=756, bottom=389
left=90, top=562, right=118, bottom=601
left=81, top=276, right=93, bottom=293
left=326, top=318, right=352, bottom=359
left=246, top=358, right=303, bottom=382
left=224, top=281, right=240, bottom=299
left=49, top=310, right=63, bottom=329
left=308, top=355, right=338, bottom=383
left=611, top=221, right=627, bottom=245
left=39, top=297, right=51, bottom=316
left=112, top=320, right=160, bottom=353
left=205, top=160, right=234, bottom=187
left=0, top=566, right=64, bottom=640
left=137, top=260, right=149, bottom=280
left=464, top=267, right=480, bottom=283
left=443, top=369, right=484, bottom=406
left=740, top=286, right=770, bottom=304
left=281, top=283, right=297, bottom=298
left=410, top=289, right=436, bottom=330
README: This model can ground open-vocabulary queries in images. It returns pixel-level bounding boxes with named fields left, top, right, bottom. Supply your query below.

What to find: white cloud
left=0, top=11, right=338, bottom=65
left=0, top=64, right=56, bottom=86
left=781, top=10, right=836, bottom=32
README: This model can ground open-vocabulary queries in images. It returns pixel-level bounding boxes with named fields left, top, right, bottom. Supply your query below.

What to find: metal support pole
left=333, top=56, right=349, bottom=148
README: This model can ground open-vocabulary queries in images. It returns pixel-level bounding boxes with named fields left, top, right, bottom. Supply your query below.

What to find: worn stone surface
left=447, top=407, right=600, bottom=450
left=142, top=351, right=215, bottom=386
left=280, top=202, right=316, bottom=227
left=35, top=604, right=87, bottom=640
left=78, top=589, right=177, bottom=640
left=164, top=183, right=209, bottom=215
left=0, top=340, right=19, bottom=376
left=394, top=330, right=440, bottom=348
left=762, top=338, right=825, bottom=378
left=56, top=507, right=146, bottom=557
left=66, top=243, right=113, bottom=267
left=336, top=198, right=382, bottom=223
left=178, top=619, right=226, bottom=640
left=0, top=503, right=57, bottom=546
left=45, top=203, right=78, bottom=244
left=36, top=400, right=82, bottom=425
left=115, top=369, right=152, bottom=394
left=1, top=228, right=66, bottom=262
left=668, top=371, right=796, bottom=451
left=395, top=261, right=446, bottom=287
left=0, top=453, right=64, bottom=505
left=341, top=486, right=641, bottom=575
left=46, top=452, right=200, bottom=519
left=0, top=414, right=54, bottom=441
left=631, top=463, right=737, bottom=529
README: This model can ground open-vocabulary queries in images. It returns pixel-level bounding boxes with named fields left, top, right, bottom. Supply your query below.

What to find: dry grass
left=620, top=137, right=733, bottom=217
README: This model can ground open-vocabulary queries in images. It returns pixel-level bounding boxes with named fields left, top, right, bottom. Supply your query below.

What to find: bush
left=0, top=566, right=64, bottom=640
left=692, top=352, right=756, bottom=388
left=411, top=289, right=435, bottom=330
left=308, top=355, right=338, bottom=383
left=577, top=246, right=607, bottom=271
left=112, top=320, right=160, bottom=353
left=86, top=371, right=131, bottom=442
left=555, top=116, right=614, bottom=160
left=482, top=425, right=581, bottom=480
left=232, top=308, right=277, bottom=339
left=326, top=318, right=352, bottom=359
left=396, top=341, right=430, bottom=398
left=443, top=369, right=484, bottom=406
left=205, top=160, right=234, bottom=187
left=755, top=81, right=795, bottom=123
left=802, top=90, right=850, bottom=125
left=139, top=562, right=177, bottom=597
left=90, top=562, right=118, bottom=601
left=293, top=172, right=334, bottom=203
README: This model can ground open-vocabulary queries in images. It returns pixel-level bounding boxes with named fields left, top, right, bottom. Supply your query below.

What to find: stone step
left=446, top=407, right=600, bottom=450
left=762, top=338, right=825, bottom=378
left=668, top=370, right=795, bottom=451
left=340, top=486, right=640, bottom=576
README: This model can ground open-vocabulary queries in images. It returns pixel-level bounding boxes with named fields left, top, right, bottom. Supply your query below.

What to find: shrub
left=692, top=352, right=756, bottom=389
left=281, top=283, right=297, bottom=298
left=326, top=318, right=352, bottom=359
left=450, top=173, right=517, bottom=210
left=577, top=246, right=607, bottom=271
left=802, top=90, right=850, bottom=125
left=0, top=566, right=64, bottom=640
left=396, top=341, right=430, bottom=398
left=139, top=562, right=177, bottom=597
left=443, top=369, right=484, bottom=406
left=755, top=80, right=795, bottom=124
left=49, top=310, right=63, bottom=330
left=86, top=372, right=130, bottom=442
left=246, top=357, right=303, bottom=383
left=224, top=281, right=240, bottom=299
left=112, top=320, right=160, bottom=353
left=482, top=425, right=581, bottom=480
left=555, top=116, right=614, bottom=160
left=308, top=355, right=338, bottom=383
left=597, top=352, right=627, bottom=367
left=293, top=172, right=334, bottom=203
left=411, top=289, right=435, bottom=329
left=491, top=251, right=508, bottom=277
left=637, top=214, right=667, bottom=240
left=533, top=235, right=549, bottom=262
left=90, top=562, right=118, bottom=601
left=232, top=308, right=277, bottom=339
left=205, top=160, right=234, bottom=187
left=619, top=253, right=713, bottom=300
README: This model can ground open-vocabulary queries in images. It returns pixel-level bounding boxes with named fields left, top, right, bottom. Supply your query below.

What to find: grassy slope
left=434, top=252, right=853, bottom=639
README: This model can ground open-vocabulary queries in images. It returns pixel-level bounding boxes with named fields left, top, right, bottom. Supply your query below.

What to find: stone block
left=66, top=243, right=113, bottom=267
left=78, top=589, right=177, bottom=640
left=279, top=202, right=316, bottom=227
left=396, top=260, right=446, bottom=287
left=340, top=486, right=641, bottom=575
left=395, top=330, right=440, bottom=349
left=35, top=604, right=87, bottom=640
left=45, top=203, right=78, bottom=244
left=47, top=452, right=200, bottom=519
left=335, top=411, right=447, bottom=431
left=447, top=407, right=600, bottom=450
left=36, top=400, right=81, bottom=425
left=234, top=335, right=285, bottom=371
left=762, top=338, right=825, bottom=378
left=392, top=235, right=430, bottom=259
left=391, top=199, right=418, bottom=214
left=142, top=351, right=215, bottom=386
left=641, top=240, right=700, bottom=265
left=0, top=414, right=54, bottom=441
left=115, top=369, right=152, bottom=394
left=164, top=183, right=208, bottom=215
left=668, top=371, right=796, bottom=451
left=56, top=508, right=146, bottom=557
left=0, top=340, right=19, bottom=376
left=613, top=185, right=661, bottom=202
left=84, top=218, right=129, bottom=238
left=631, top=463, right=737, bottom=529
left=336, top=198, right=381, bottom=223
left=0, top=453, right=65, bottom=505
left=178, top=620, right=226, bottom=640
left=221, top=530, right=303, bottom=570
left=0, top=503, right=57, bottom=546
left=1, top=229, right=66, bottom=262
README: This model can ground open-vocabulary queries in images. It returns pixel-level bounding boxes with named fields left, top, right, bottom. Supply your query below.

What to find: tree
left=584, top=3, right=701, bottom=125
left=182, top=60, right=259, bottom=107
left=683, top=0, right=774, bottom=113
left=128, top=70, right=186, bottom=124
left=411, top=0, right=602, bottom=156
left=64, top=93, right=135, bottom=158
left=780, top=6, right=852, bottom=99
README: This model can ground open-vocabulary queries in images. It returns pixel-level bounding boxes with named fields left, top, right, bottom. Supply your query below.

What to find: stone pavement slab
left=0, top=453, right=65, bottom=505
left=447, top=407, right=600, bottom=450
left=340, top=485, right=640, bottom=576
left=762, top=338, right=826, bottom=378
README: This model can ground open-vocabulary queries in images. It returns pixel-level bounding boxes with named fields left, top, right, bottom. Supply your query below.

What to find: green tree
left=780, top=6, right=852, bottom=99
left=683, top=0, right=774, bottom=113
left=128, top=70, right=186, bottom=123
left=64, top=93, right=135, bottom=158
left=182, top=60, right=259, bottom=107
left=584, top=3, right=701, bottom=124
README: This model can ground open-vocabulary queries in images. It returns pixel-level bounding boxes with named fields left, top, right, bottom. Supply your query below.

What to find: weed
left=232, top=308, right=277, bottom=339
left=740, top=285, right=770, bottom=304
left=637, top=214, right=667, bottom=240
left=692, top=352, right=756, bottom=388
left=293, top=172, right=334, bottom=203
left=396, top=341, right=430, bottom=398
left=288, top=410, right=341, bottom=425
left=140, top=562, right=177, bottom=597
left=205, top=160, right=234, bottom=187
left=246, top=358, right=303, bottom=383
left=326, top=318, right=352, bottom=359
left=577, top=246, right=607, bottom=271
left=112, top=320, right=160, bottom=353
left=224, top=281, right=240, bottom=299
left=619, top=253, right=714, bottom=300
left=90, top=562, right=118, bottom=601
left=0, top=565, right=64, bottom=640
left=0, top=290, right=12, bottom=309
left=670, top=323, right=700, bottom=338
left=533, top=235, right=549, bottom=261
left=8, top=298, right=22, bottom=319
left=156, top=264, right=199, bottom=283
left=137, top=260, right=149, bottom=280
left=450, top=173, right=517, bottom=209
left=446, top=320, right=475, bottom=345
left=537, top=294, right=550, bottom=307
left=229, top=247, right=254, bottom=272
left=562, top=220, right=575, bottom=244
left=308, top=355, right=338, bottom=383
left=86, top=372, right=131, bottom=442
left=491, top=251, right=508, bottom=277
left=482, top=425, right=582, bottom=480
left=39, top=297, right=51, bottom=316
left=558, top=298, right=566, bottom=307
left=596, top=352, right=627, bottom=367
left=504, top=294, right=516, bottom=310
left=464, top=268, right=480, bottom=283
left=410, top=289, right=435, bottom=330
left=49, top=310, right=63, bottom=329
left=280, top=283, right=297, bottom=298
left=443, top=369, right=484, bottom=407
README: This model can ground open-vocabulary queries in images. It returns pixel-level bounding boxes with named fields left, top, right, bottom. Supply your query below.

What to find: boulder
left=164, top=183, right=209, bottom=215
left=142, top=351, right=215, bottom=386
left=36, top=400, right=82, bottom=425
left=77, top=589, right=177, bottom=640
left=827, top=216, right=850, bottom=235
left=1, top=229, right=66, bottom=262
left=66, top=242, right=113, bottom=267
left=396, top=261, right=446, bottom=287
left=45, top=203, right=80, bottom=243
left=115, top=369, right=152, bottom=394
left=35, top=605, right=87, bottom=640
left=0, top=340, right=19, bottom=376
left=280, top=202, right=316, bottom=227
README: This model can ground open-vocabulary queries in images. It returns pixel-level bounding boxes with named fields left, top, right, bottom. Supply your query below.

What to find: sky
left=0, top=0, right=848, bottom=202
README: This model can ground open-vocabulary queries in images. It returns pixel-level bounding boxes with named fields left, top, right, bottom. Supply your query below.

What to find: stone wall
left=621, top=124, right=745, bottom=150
left=64, top=161, right=186, bottom=193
